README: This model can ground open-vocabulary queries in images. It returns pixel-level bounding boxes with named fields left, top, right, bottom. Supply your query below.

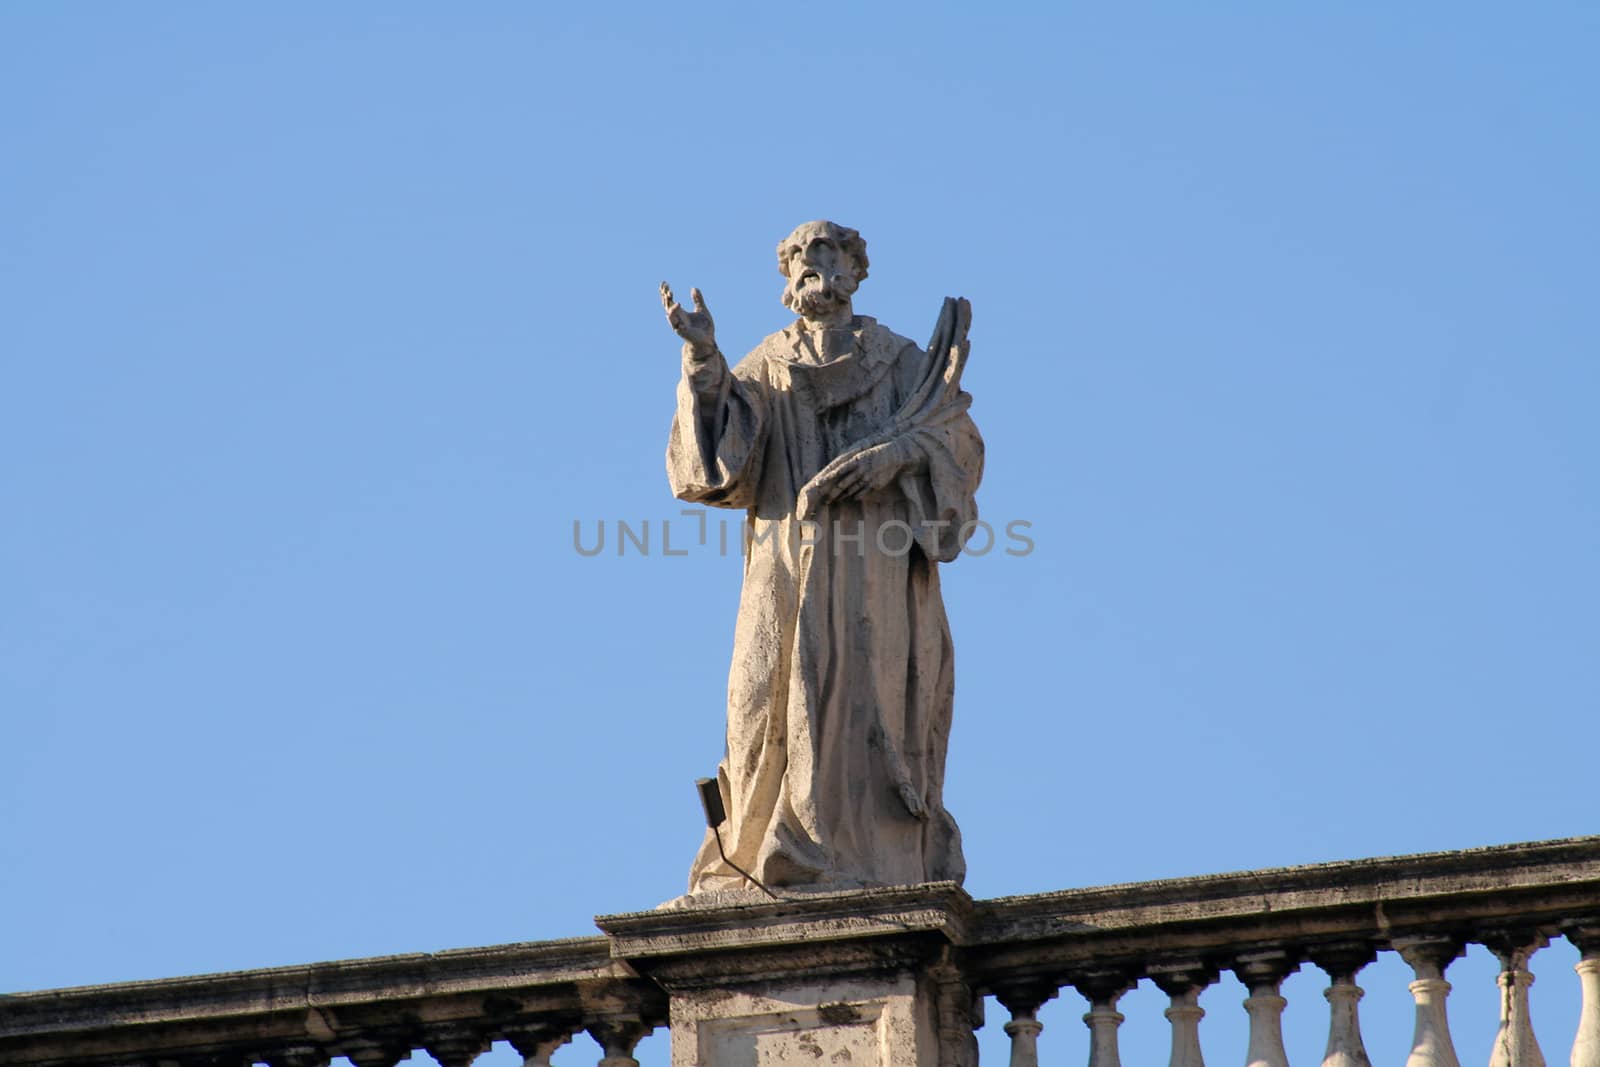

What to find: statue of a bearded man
left=663, top=220, right=983, bottom=893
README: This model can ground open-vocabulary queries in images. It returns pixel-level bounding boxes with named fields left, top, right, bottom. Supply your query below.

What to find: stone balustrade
left=966, top=836, right=1600, bottom=1067
left=0, top=938, right=667, bottom=1067
left=3, top=835, right=1597, bottom=1066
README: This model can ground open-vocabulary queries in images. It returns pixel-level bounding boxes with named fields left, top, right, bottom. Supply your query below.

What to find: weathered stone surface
left=662, top=220, right=983, bottom=894
left=0, top=939, right=661, bottom=1067
left=672, top=975, right=936, bottom=1067
left=5, top=836, right=1600, bottom=1066
left=598, top=882, right=972, bottom=986
left=964, top=834, right=1600, bottom=986
left=1570, top=924, right=1600, bottom=1067
left=600, top=882, right=972, bottom=1066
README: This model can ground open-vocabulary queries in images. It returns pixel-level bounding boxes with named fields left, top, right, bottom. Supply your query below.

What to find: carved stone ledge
left=990, top=978, right=1058, bottom=1019
left=1564, top=921, right=1600, bottom=958
left=1483, top=924, right=1555, bottom=950
left=1148, top=960, right=1218, bottom=997
left=596, top=881, right=972, bottom=992
left=1071, top=968, right=1136, bottom=1000
left=1393, top=936, right=1466, bottom=979
left=422, top=1023, right=492, bottom=1067
left=587, top=1017, right=656, bottom=1067
left=1234, top=949, right=1301, bottom=991
left=503, top=1020, right=581, bottom=1066
left=336, top=1035, right=415, bottom=1067
left=261, top=1047, right=330, bottom=1067
left=1480, top=927, right=1552, bottom=972
left=169, top=1056, right=256, bottom=1067
left=1309, top=941, right=1378, bottom=982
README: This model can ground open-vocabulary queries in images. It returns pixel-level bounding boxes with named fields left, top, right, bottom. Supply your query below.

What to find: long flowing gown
left=667, top=314, right=983, bottom=891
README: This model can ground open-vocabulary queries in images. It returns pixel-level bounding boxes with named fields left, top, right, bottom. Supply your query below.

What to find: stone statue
left=663, top=220, right=983, bottom=893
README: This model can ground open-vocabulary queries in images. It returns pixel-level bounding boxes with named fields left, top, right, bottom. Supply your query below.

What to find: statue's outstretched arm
left=663, top=283, right=768, bottom=508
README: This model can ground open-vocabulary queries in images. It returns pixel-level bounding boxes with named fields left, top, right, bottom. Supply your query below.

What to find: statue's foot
left=656, top=878, right=892, bottom=910
left=654, top=886, right=775, bottom=911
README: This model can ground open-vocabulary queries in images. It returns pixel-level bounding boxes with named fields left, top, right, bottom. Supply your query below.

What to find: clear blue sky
left=3, top=5, right=1595, bottom=1066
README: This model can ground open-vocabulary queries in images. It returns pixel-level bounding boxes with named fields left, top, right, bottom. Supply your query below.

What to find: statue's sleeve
left=666, top=344, right=769, bottom=509
left=893, top=344, right=985, bottom=563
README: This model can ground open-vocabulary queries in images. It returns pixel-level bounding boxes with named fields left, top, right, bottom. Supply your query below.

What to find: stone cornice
left=598, top=880, right=973, bottom=958
left=597, top=882, right=973, bottom=990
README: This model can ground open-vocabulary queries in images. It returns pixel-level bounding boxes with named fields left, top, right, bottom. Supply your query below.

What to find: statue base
left=598, top=882, right=979, bottom=1066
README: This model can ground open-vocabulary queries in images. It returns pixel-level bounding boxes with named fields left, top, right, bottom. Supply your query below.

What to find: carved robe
left=667, top=314, right=983, bottom=891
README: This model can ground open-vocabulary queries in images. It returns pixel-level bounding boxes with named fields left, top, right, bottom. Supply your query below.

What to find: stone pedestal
left=596, top=883, right=978, bottom=1067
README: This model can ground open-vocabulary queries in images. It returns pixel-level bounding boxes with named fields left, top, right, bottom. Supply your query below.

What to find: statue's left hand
left=819, top=441, right=911, bottom=504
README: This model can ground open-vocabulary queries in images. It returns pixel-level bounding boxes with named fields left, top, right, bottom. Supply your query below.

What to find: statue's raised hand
left=661, top=282, right=717, bottom=359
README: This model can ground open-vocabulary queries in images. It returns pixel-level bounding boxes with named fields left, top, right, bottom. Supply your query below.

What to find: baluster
left=588, top=1017, right=655, bottom=1067
left=1396, top=937, right=1467, bottom=1067
left=339, top=1035, right=414, bottom=1067
left=423, top=1023, right=492, bottom=1067
left=264, top=1049, right=331, bottom=1067
left=1312, top=943, right=1377, bottom=1067
left=1484, top=929, right=1551, bottom=1067
left=1565, top=924, right=1600, bottom=1067
left=1074, top=971, right=1134, bottom=1067
left=995, top=982, right=1058, bottom=1067
left=1152, top=963, right=1219, bottom=1067
left=505, top=1022, right=580, bottom=1067
left=1236, top=950, right=1300, bottom=1067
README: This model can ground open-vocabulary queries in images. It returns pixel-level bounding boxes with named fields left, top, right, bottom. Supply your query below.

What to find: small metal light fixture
left=695, top=777, right=779, bottom=900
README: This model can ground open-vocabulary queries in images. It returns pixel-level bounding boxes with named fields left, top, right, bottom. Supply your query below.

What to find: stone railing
left=3, top=835, right=1597, bottom=1066
left=0, top=938, right=668, bottom=1067
left=961, top=834, right=1600, bottom=1067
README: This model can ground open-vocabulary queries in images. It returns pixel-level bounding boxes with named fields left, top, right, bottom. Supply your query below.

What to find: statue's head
left=777, top=220, right=869, bottom=322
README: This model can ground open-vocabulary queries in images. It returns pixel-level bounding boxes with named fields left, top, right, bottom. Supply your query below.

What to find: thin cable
left=713, top=826, right=780, bottom=901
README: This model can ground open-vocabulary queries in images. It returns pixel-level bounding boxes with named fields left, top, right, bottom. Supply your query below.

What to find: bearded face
left=781, top=232, right=862, bottom=319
